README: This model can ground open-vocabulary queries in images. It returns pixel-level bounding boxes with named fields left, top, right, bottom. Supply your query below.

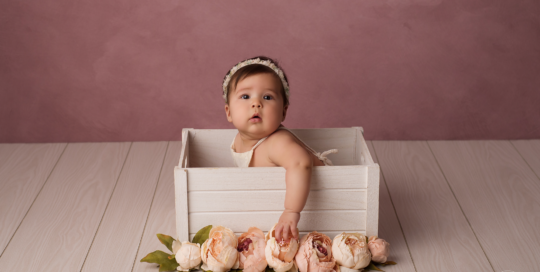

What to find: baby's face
left=225, top=73, right=288, bottom=139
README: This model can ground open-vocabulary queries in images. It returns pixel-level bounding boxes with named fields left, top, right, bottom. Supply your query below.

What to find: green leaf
left=364, top=262, right=384, bottom=271
left=380, top=261, right=397, bottom=266
left=192, top=225, right=212, bottom=245
left=157, top=234, right=175, bottom=252
left=140, top=250, right=179, bottom=272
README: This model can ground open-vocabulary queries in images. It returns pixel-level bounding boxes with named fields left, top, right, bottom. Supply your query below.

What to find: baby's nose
left=252, top=102, right=262, bottom=108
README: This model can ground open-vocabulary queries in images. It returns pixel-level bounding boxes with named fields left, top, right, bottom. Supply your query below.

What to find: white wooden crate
left=174, top=127, right=380, bottom=241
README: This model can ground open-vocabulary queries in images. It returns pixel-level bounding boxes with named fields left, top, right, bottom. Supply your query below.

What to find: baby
left=222, top=56, right=337, bottom=244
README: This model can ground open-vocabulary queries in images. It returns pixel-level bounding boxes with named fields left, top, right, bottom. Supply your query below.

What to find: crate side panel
left=187, top=128, right=357, bottom=167
left=353, top=127, right=375, bottom=166
left=290, top=128, right=356, bottom=166
left=189, top=129, right=238, bottom=167
left=189, top=189, right=367, bottom=212
left=189, top=210, right=366, bottom=233
left=186, top=166, right=368, bottom=191
left=189, top=231, right=365, bottom=241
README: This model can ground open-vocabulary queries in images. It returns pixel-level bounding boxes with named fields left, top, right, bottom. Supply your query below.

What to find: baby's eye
left=241, top=94, right=249, bottom=99
left=263, top=95, right=272, bottom=100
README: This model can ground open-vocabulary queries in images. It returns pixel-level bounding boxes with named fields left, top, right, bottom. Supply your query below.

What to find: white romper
left=230, top=125, right=338, bottom=167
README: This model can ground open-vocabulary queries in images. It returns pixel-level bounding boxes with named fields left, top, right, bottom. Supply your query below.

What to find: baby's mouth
left=249, top=114, right=262, bottom=122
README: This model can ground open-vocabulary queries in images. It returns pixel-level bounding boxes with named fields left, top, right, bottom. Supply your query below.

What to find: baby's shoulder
left=266, top=129, right=298, bottom=144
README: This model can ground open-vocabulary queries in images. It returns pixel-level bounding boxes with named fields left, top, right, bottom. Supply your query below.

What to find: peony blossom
left=332, top=233, right=371, bottom=271
left=200, top=226, right=239, bottom=272
left=295, top=231, right=337, bottom=272
left=172, top=240, right=202, bottom=271
left=367, top=236, right=390, bottom=263
left=235, top=227, right=268, bottom=272
left=265, top=224, right=300, bottom=272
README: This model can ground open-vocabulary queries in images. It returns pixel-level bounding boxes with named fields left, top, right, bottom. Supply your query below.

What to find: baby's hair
left=223, top=56, right=290, bottom=107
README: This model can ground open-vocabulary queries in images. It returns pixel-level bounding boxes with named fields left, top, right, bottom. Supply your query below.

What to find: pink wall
left=1, top=0, right=539, bottom=143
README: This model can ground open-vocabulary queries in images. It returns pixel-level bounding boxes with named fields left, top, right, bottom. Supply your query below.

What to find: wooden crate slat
left=185, top=166, right=368, bottom=191
left=188, top=128, right=357, bottom=167
left=188, top=189, right=367, bottom=212
left=81, top=142, right=168, bottom=272
left=189, top=231, right=366, bottom=242
left=189, top=210, right=366, bottom=234
left=0, top=142, right=130, bottom=271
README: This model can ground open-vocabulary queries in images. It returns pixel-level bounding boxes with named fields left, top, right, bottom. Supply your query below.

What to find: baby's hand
left=275, top=210, right=300, bottom=243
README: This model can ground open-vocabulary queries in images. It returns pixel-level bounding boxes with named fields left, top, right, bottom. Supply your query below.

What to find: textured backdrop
left=1, top=0, right=539, bottom=142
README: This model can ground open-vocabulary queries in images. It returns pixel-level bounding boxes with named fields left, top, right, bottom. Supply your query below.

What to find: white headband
left=222, top=58, right=290, bottom=102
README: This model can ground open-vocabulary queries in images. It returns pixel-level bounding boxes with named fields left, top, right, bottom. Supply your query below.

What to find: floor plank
left=81, top=142, right=168, bottom=272
left=371, top=141, right=492, bottom=272
left=429, top=140, right=540, bottom=271
left=367, top=141, right=416, bottom=272
left=0, top=143, right=66, bottom=255
left=512, top=139, right=540, bottom=178
left=0, top=142, right=131, bottom=272
left=133, top=141, right=182, bottom=272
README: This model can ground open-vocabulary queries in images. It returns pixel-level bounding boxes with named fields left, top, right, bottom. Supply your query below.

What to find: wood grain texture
left=189, top=210, right=366, bottom=234
left=175, top=168, right=189, bottom=242
left=187, top=128, right=357, bottom=167
left=512, top=139, right=540, bottom=178
left=429, top=140, right=540, bottom=271
left=367, top=141, right=417, bottom=272
left=372, top=141, right=492, bottom=271
left=186, top=166, right=368, bottom=191
left=81, top=142, right=168, bottom=272
left=0, top=142, right=130, bottom=272
left=188, top=231, right=366, bottom=242
left=188, top=189, right=367, bottom=212
left=133, top=141, right=182, bottom=272
left=0, top=143, right=66, bottom=255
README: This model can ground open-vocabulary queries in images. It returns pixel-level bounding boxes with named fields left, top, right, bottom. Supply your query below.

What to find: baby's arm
left=268, top=131, right=313, bottom=243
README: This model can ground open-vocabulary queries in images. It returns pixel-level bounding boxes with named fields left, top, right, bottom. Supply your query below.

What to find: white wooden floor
left=0, top=140, right=539, bottom=272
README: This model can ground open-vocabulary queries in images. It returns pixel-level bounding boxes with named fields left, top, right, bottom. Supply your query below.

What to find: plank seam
left=79, top=142, right=133, bottom=272
left=370, top=141, right=418, bottom=272
left=189, top=210, right=366, bottom=215
left=510, top=141, right=540, bottom=183
left=0, top=143, right=68, bottom=258
left=426, top=141, right=496, bottom=272
left=131, top=141, right=171, bottom=272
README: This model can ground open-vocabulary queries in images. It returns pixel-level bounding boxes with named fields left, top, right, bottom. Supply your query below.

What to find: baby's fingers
left=275, top=224, right=284, bottom=242
left=282, top=224, right=290, bottom=242
left=290, top=225, right=299, bottom=241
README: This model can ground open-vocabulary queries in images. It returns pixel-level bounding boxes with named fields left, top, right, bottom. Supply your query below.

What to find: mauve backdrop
left=1, top=0, right=539, bottom=143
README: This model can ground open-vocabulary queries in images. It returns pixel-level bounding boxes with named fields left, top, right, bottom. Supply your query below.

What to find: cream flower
left=295, top=232, right=337, bottom=272
left=332, top=233, right=371, bottom=270
left=265, top=224, right=300, bottom=272
left=367, top=236, right=390, bottom=263
left=172, top=240, right=202, bottom=271
left=200, top=226, right=239, bottom=272
left=236, top=227, right=268, bottom=272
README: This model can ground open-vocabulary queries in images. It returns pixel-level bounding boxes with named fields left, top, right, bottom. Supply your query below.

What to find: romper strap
left=276, top=126, right=338, bottom=166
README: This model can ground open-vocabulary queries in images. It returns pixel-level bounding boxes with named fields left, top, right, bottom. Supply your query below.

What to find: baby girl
left=222, top=56, right=337, bottom=244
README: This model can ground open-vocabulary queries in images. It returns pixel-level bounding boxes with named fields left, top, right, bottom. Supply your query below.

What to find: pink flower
left=332, top=233, right=371, bottom=270
left=265, top=224, right=300, bottom=272
left=367, top=236, right=390, bottom=263
left=236, top=227, right=268, bottom=272
left=295, top=232, right=337, bottom=272
left=200, top=226, right=238, bottom=272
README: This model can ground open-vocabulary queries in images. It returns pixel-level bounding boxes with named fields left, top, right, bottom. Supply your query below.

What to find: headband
left=222, top=58, right=290, bottom=102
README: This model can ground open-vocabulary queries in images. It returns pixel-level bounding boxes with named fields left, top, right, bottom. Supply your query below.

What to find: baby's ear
left=224, top=104, right=233, bottom=122
left=282, top=105, right=289, bottom=121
